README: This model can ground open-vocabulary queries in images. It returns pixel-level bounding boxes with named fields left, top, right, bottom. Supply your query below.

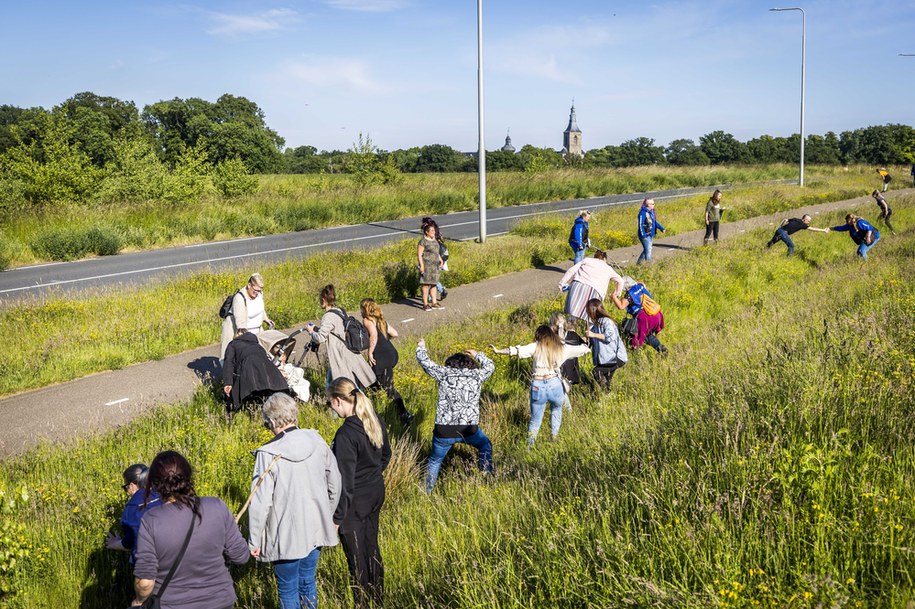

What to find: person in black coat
left=222, top=329, right=289, bottom=412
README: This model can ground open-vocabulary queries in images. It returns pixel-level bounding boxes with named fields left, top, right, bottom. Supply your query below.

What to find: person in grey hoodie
left=248, top=392, right=342, bottom=609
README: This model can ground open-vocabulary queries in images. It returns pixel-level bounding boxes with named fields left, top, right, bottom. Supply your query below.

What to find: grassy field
left=1, top=204, right=913, bottom=608
left=0, top=164, right=902, bottom=266
left=0, top=171, right=898, bottom=398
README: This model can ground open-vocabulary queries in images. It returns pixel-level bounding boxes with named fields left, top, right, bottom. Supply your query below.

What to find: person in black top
left=361, top=298, right=413, bottom=426
left=872, top=190, right=895, bottom=233
left=328, top=377, right=391, bottom=609
left=222, top=329, right=290, bottom=412
left=765, top=214, right=829, bottom=256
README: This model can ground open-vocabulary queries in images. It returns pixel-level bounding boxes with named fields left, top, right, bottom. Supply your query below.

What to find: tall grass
left=1, top=205, right=913, bottom=607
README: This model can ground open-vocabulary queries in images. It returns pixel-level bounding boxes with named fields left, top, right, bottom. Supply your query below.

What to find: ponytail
left=328, top=377, right=384, bottom=449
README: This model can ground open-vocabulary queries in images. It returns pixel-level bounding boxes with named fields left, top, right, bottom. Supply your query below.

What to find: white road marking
left=105, top=398, right=129, bottom=406
left=493, top=294, right=504, bottom=298
left=13, top=261, right=66, bottom=270
left=401, top=318, right=415, bottom=323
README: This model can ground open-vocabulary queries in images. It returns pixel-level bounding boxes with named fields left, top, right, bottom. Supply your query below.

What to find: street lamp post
left=770, top=7, right=806, bottom=187
left=477, top=0, right=487, bottom=242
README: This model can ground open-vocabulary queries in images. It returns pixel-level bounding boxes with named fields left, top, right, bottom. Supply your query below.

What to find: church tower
left=562, top=101, right=582, bottom=157
left=501, top=130, right=515, bottom=153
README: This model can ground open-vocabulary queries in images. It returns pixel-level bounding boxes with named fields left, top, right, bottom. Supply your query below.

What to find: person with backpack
left=584, top=299, right=628, bottom=388
left=636, top=198, right=665, bottom=265
left=568, top=210, right=591, bottom=264
left=417, top=338, right=495, bottom=490
left=306, top=285, right=376, bottom=391
left=877, top=168, right=892, bottom=192
left=422, top=217, right=449, bottom=301
left=610, top=277, right=668, bottom=355
left=830, top=213, right=881, bottom=260
left=872, top=190, right=895, bottom=233
left=219, top=273, right=274, bottom=361
left=765, top=214, right=829, bottom=256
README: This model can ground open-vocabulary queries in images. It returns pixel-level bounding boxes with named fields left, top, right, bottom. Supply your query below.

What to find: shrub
left=212, top=158, right=257, bottom=198
left=0, top=484, right=31, bottom=605
left=31, top=226, right=123, bottom=261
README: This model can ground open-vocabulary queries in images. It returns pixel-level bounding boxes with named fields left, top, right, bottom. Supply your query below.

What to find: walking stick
left=235, top=453, right=282, bottom=524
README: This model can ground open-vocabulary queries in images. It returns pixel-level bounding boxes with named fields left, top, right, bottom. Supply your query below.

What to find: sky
left=2, top=0, right=914, bottom=153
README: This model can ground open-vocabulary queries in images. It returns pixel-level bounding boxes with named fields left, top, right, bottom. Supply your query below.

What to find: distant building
left=562, top=101, right=583, bottom=158
left=501, top=131, right=516, bottom=153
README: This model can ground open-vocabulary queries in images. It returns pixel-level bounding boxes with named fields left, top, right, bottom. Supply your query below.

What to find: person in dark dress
left=765, top=214, right=829, bottom=256
left=361, top=298, right=413, bottom=426
left=872, top=190, right=895, bottom=233
left=327, top=377, right=391, bottom=609
left=222, top=329, right=290, bottom=412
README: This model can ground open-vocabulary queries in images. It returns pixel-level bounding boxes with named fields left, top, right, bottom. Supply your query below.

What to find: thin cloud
left=281, top=57, right=387, bottom=93
left=206, top=8, right=298, bottom=36
left=323, top=0, right=409, bottom=12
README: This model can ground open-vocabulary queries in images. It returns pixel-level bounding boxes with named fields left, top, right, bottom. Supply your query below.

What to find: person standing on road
left=872, top=190, right=895, bottom=233
left=704, top=189, right=725, bottom=245
left=636, top=198, right=665, bottom=265
left=831, top=213, right=881, bottom=261
left=418, top=223, right=444, bottom=311
left=361, top=298, right=413, bottom=426
left=327, top=377, right=391, bottom=609
left=568, top=210, right=591, bottom=264
left=877, top=168, right=891, bottom=193
left=306, top=285, right=377, bottom=391
left=248, top=392, right=341, bottom=609
left=765, top=214, right=829, bottom=256
left=220, top=273, right=275, bottom=361
left=559, top=249, right=625, bottom=321
left=417, top=339, right=495, bottom=492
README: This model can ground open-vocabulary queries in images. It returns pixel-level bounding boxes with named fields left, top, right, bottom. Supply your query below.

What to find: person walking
left=132, top=451, right=250, bottom=609
left=765, top=214, right=829, bottom=256
left=306, top=285, right=377, bottom=391
left=105, top=464, right=162, bottom=565
left=568, top=210, right=591, bottom=264
left=416, top=339, right=495, bottom=492
left=492, top=325, right=589, bottom=445
left=872, top=190, right=895, bottom=233
left=636, top=198, right=665, bottom=264
left=831, top=213, right=881, bottom=260
left=248, top=393, right=341, bottom=609
left=703, top=189, right=725, bottom=245
left=361, top=298, right=413, bottom=426
left=220, top=273, right=275, bottom=361
left=583, top=299, right=628, bottom=388
left=610, top=277, right=668, bottom=355
left=549, top=312, right=588, bottom=409
left=418, top=223, right=444, bottom=311
left=877, top=168, right=891, bottom=192
left=558, top=249, right=625, bottom=321
left=327, top=377, right=391, bottom=609
left=910, top=163, right=914, bottom=188
left=422, top=217, right=448, bottom=301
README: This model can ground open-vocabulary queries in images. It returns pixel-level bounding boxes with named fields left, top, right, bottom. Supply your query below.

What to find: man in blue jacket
left=831, top=213, right=880, bottom=260
left=636, top=198, right=665, bottom=265
left=568, top=210, right=591, bottom=264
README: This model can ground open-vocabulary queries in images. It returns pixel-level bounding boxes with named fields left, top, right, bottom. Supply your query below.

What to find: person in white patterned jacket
left=416, top=338, right=495, bottom=493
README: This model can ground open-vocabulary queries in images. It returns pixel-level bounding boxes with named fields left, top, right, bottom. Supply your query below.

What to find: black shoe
left=439, top=289, right=447, bottom=300
left=658, top=345, right=669, bottom=357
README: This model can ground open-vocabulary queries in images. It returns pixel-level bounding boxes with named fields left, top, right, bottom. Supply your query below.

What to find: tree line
left=1, top=91, right=913, bottom=208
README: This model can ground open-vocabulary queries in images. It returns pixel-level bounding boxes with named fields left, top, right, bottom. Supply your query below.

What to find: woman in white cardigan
left=220, top=273, right=274, bottom=361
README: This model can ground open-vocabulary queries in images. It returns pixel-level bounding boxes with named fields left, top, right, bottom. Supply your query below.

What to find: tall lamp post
left=476, top=0, right=487, bottom=242
left=770, top=7, right=806, bottom=187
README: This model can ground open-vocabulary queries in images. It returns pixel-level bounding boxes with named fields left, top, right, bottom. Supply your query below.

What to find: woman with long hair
left=417, top=222, right=444, bottom=311
left=584, top=299, right=629, bottom=387
left=421, top=217, right=448, bottom=300
left=306, top=284, right=377, bottom=390
left=327, top=378, right=391, bottom=609
left=703, top=189, right=724, bottom=245
left=558, top=249, right=624, bottom=321
left=360, top=298, right=413, bottom=426
left=492, top=324, right=589, bottom=445
left=132, top=451, right=249, bottom=609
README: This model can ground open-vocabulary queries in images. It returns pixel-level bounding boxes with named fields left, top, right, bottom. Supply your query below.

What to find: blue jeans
left=273, top=547, right=321, bottom=609
left=637, top=236, right=653, bottom=264
left=856, top=235, right=879, bottom=260
left=572, top=247, right=585, bottom=264
left=426, top=429, right=493, bottom=493
left=528, top=377, right=566, bottom=445
left=773, top=228, right=795, bottom=256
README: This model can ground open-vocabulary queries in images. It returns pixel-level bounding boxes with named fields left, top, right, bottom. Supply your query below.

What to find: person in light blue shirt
left=636, top=198, right=665, bottom=265
left=831, top=213, right=880, bottom=260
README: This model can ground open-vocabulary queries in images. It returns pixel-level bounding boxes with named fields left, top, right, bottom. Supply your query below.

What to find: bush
left=212, top=158, right=258, bottom=198
left=30, top=226, right=123, bottom=261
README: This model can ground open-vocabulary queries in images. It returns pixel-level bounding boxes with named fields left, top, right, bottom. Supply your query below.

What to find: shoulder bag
left=139, top=512, right=197, bottom=609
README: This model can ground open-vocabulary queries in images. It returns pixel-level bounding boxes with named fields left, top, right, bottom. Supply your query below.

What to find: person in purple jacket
left=636, top=198, right=665, bottom=264
left=132, top=451, right=249, bottom=609
left=831, top=213, right=881, bottom=260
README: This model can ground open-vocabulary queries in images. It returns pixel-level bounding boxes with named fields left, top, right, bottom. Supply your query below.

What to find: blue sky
left=2, top=0, right=914, bottom=153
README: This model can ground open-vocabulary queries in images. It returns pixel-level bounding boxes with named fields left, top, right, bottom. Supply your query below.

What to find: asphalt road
left=0, top=183, right=772, bottom=304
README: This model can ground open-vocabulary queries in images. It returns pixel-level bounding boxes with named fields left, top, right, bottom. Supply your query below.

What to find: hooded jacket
left=568, top=216, right=589, bottom=251
left=222, top=332, right=290, bottom=411
left=248, top=427, right=342, bottom=562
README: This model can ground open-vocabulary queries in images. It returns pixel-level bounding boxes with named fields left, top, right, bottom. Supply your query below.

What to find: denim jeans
left=572, top=247, right=585, bottom=264
left=774, top=228, right=795, bottom=256
left=528, top=376, right=566, bottom=445
left=856, top=235, right=880, bottom=260
left=273, top=547, right=321, bottom=609
left=637, top=236, right=653, bottom=264
left=426, top=429, right=493, bottom=492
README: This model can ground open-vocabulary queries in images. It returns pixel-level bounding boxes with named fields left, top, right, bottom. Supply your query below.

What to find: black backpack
left=330, top=309, right=370, bottom=353
left=218, top=290, right=241, bottom=319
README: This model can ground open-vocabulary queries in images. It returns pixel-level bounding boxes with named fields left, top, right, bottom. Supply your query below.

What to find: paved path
left=0, top=193, right=877, bottom=457
left=0, top=182, right=790, bottom=304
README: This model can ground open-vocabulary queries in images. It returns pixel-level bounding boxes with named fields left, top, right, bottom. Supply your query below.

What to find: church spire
left=565, top=100, right=581, bottom=133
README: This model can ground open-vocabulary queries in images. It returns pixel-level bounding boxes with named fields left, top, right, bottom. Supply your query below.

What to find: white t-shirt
left=245, top=294, right=265, bottom=333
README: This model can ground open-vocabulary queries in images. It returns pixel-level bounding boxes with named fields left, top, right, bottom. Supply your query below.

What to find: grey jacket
left=248, top=427, right=342, bottom=562
left=311, top=308, right=377, bottom=388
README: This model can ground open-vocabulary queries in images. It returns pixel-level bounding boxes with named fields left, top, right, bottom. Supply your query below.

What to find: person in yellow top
left=877, top=168, right=891, bottom=193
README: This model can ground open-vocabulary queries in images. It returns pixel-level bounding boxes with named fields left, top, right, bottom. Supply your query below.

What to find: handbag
left=619, top=316, right=638, bottom=338
left=139, top=511, right=197, bottom=609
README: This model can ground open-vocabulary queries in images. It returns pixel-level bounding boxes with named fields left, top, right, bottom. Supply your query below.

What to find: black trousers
left=704, top=221, right=720, bottom=242
left=592, top=361, right=625, bottom=387
left=339, top=505, right=384, bottom=608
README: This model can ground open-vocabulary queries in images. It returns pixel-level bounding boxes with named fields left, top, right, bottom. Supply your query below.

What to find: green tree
left=699, top=130, right=746, bottom=164
left=414, top=144, right=466, bottom=173
left=519, top=145, right=562, bottom=173
left=617, top=137, right=665, bottom=167
left=284, top=145, right=327, bottom=173
left=57, top=92, right=143, bottom=166
left=345, top=133, right=402, bottom=186
left=664, top=139, right=709, bottom=166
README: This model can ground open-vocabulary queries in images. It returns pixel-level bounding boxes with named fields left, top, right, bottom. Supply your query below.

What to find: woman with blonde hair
left=360, top=298, right=413, bottom=426
left=327, top=377, right=391, bottom=609
left=492, top=325, right=589, bottom=445
left=220, top=272, right=274, bottom=360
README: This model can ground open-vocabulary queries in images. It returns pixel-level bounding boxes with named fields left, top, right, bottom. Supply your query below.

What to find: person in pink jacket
left=558, top=250, right=624, bottom=321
